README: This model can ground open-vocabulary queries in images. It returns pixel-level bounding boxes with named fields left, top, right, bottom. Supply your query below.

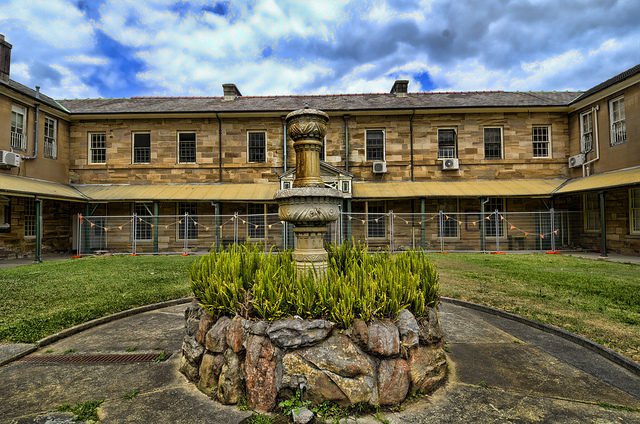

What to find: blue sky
left=1, top=0, right=639, bottom=99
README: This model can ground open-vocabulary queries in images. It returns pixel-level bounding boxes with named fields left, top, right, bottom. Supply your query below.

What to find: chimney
left=390, top=80, right=408, bottom=97
left=222, top=83, right=242, bottom=101
left=0, top=34, right=12, bottom=82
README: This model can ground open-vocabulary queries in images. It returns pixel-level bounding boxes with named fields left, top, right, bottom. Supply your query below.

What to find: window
left=630, top=188, right=640, bottom=235
left=0, top=196, right=10, bottom=231
left=583, top=193, right=600, bottom=232
left=178, top=132, right=196, bottom=163
left=580, top=111, right=593, bottom=153
left=10, top=105, right=26, bottom=151
left=89, top=133, right=106, bottom=164
left=484, top=127, right=502, bottom=159
left=484, top=198, right=505, bottom=237
left=438, top=198, right=458, bottom=238
left=24, top=198, right=36, bottom=237
left=319, top=136, right=326, bottom=161
left=367, top=201, right=386, bottom=238
left=133, top=132, right=151, bottom=163
left=532, top=126, right=551, bottom=158
left=44, top=117, right=57, bottom=159
left=248, top=204, right=265, bottom=239
left=366, top=130, right=385, bottom=161
left=134, top=203, right=152, bottom=241
left=438, top=129, right=457, bottom=158
left=248, top=131, right=266, bottom=163
left=609, top=96, right=626, bottom=146
left=178, top=202, right=198, bottom=240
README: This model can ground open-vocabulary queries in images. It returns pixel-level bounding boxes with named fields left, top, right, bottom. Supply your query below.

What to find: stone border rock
left=441, top=297, right=640, bottom=376
left=180, top=302, right=448, bottom=412
left=0, top=297, right=192, bottom=368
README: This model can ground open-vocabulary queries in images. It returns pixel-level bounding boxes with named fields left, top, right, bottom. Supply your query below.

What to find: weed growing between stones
left=190, top=243, right=440, bottom=327
left=122, top=390, right=139, bottom=400
left=63, top=349, right=77, bottom=355
left=152, top=351, right=169, bottom=362
left=56, top=399, right=104, bottom=422
left=247, top=413, right=274, bottom=424
left=278, top=390, right=310, bottom=416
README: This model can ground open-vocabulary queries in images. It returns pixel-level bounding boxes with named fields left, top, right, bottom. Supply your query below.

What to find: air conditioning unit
left=568, top=153, right=586, bottom=168
left=372, top=161, right=387, bottom=173
left=442, top=158, right=459, bottom=170
left=0, top=150, right=21, bottom=168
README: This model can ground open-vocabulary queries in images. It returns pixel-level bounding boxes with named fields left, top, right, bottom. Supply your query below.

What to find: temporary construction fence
left=75, top=210, right=583, bottom=255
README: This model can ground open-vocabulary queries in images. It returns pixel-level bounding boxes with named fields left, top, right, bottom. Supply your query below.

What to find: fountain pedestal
left=275, top=108, right=343, bottom=273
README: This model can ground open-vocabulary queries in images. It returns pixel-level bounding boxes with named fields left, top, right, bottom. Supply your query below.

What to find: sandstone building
left=0, top=34, right=638, bottom=258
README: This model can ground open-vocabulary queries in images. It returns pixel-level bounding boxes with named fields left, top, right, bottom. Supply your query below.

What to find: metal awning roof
left=0, top=173, right=86, bottom=201
left=74, top=183, right=280, bottom=201
left=554, top=166, right=640, bottom=194
left=353, top=179, right=566, bottom=198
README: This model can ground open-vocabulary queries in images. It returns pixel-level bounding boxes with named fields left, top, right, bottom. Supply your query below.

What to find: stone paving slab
left=0, top=343, right=36, bottom=365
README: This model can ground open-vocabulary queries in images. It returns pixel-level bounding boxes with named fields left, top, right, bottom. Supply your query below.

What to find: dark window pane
left=179, top=132, right=196, bottom=163
left=366, top=130, right=384, bottom=161
left=484, top=128, right=502, bottom=159
left=248, top=204, right=265, bottom=239
left=133, top=133, right=151, bottom=163
left=134, top=203, right=152, bottom=240
left=248, top=132, right=266, bottom=162
left=178, top=202, right=198, bottom=239
left=438, top=129, right=456, bottom=158
left=367, top=202, right=385, bottom=238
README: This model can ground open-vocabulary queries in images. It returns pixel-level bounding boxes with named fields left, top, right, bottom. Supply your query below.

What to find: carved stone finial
left=286, top=108, right=329, bottom=142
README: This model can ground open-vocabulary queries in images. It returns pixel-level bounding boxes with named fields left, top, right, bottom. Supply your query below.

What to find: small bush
left=190, top=243, right=440, bottom=327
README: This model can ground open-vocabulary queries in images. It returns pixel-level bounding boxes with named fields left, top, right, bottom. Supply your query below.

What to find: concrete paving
left=1, top=303, right=639, bottom=424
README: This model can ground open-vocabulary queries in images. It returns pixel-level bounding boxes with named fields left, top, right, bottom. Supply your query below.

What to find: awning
left=554, top=166, right=640, bottom=194
left=353, top=179, right=566, bottom=199
left=0, top=173, right=87, bottom=201
left=74, top=183, right=280, bottom=201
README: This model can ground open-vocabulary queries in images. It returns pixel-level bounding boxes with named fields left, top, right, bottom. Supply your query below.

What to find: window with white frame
left=367, top=201, right=386, bottom=238
left=133, top=132, right=151, bottom=163
left=484, top=127, right=502, bottom=159
left=247, top=203, right=265, bottom=239
left=134, top=203, right=153, bottom=241
left=580, top=110, right=593, bottom=153
left=609, top=96, right=626, bottom=146
left=248, top=131, right=266, bottom=163
left=532, top=126, right=551, bottom=158
left=0, top=196, right=10, bottom=231
left=178, top=202, right=198, bottom=240
left=89, top=133, right=106, bottom=164
left=366, top=130, right=385, bottom=161
left=10, top=105, right=26, bottom=151
left=24, top=198, right=36, bottom=237
left=484, top=198, right=505, bottom=237
left=438, top=198, right=459, bottom=238
left=178, top=132, right=196, bottom=163
left=630, top=188, right=640, bottom=235
left=583, top=192, right=600, bottom=232
left=438, top=128, right=457, bottom=158
left=44, top=117, right=57, bottom=159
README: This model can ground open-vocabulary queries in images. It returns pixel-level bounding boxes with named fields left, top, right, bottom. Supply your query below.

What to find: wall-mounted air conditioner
left=0, top=150, right=21, bottom=168
left=442, top=158, right=459, bottom=170
left=372, top=161, right=387, bottom=173
left=568, top=153, right=585, bottom=168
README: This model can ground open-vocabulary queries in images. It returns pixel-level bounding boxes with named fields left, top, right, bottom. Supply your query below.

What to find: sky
left=1, top=0, right=639, bottom=100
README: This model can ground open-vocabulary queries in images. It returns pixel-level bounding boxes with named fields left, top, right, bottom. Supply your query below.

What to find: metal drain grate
left=19, top=352, right=169, bottom=364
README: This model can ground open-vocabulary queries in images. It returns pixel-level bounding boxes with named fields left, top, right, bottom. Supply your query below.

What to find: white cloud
left=589, top=39, right=621, bottom=56
left=64, top=55, right=109, bottom=65
left=47, top=64, right=101, bottom=99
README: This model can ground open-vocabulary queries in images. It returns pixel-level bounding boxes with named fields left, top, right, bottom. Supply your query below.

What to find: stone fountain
left=275, top=108, right=343, bottom=273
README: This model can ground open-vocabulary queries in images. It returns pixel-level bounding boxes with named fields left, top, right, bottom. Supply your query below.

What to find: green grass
left=431, top=253, right=640, bottom=362
left=0, top=255, right=192, bottom=343
left=57, top=399, right=104, bottom=422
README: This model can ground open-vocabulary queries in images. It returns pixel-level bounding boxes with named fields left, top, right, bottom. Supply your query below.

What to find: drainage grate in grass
left=19, top=352, right=170, bottom=364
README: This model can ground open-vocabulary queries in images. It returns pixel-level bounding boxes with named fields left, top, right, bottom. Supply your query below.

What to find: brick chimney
left=0, top=34, right=12, bottom=82
left=390, top=80, right=408, bottom=97
left=222, top=83, right=242, bottom=101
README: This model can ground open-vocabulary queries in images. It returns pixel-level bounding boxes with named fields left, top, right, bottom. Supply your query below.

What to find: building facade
left=1, top=34, right=639, bottom=258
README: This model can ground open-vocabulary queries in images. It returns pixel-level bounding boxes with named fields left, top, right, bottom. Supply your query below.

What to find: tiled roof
left=571, top=64, right=640, bottom=103
left=0, top=79, right=69, bottom=113
left=57, top=91, right=581, bottom=114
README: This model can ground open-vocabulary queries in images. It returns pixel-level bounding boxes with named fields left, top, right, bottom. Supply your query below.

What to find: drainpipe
left=410, top=109, right=415, bottom=181
left=34, top=197, right=42, bottom=263
left=23, top=86, right=40, bottom=161
left=599, top=191, right=607, bottom=257
left=343, top=115, right=350, bottom=172
left=581, top=105, right=600, bottom=177
left=216, top=113, right=222, bottom=182
left=282, top=116, right=287, bottom=173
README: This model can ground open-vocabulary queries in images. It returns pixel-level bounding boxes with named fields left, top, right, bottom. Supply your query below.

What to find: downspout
left=343, top=115, right=350, bottom=173
left=282, top=116, right=287, bottom=173
left=410, top=109, right=415, bottom=181
left=216, top=113, right=222, bottom=182
left=581, top=105, right=600, bottom=177
left=23, top=86, right=40, bottom=161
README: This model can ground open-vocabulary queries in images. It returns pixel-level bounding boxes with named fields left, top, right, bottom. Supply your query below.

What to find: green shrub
left=190, top=243, right=440, bottom=327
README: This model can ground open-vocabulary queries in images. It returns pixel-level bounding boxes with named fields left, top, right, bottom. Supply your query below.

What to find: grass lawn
left=0, top=253, right=638, bottom=363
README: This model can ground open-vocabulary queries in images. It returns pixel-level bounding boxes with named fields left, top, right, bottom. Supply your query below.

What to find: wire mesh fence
left=76, top=210, right=583, bottom=255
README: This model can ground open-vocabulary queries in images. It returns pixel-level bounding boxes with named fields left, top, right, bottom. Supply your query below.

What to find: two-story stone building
left=1, top=34, right=638, bottom=258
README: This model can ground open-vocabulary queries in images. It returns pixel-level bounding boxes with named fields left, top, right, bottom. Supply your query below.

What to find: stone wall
left=180, top=302, right=447, bottom=412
